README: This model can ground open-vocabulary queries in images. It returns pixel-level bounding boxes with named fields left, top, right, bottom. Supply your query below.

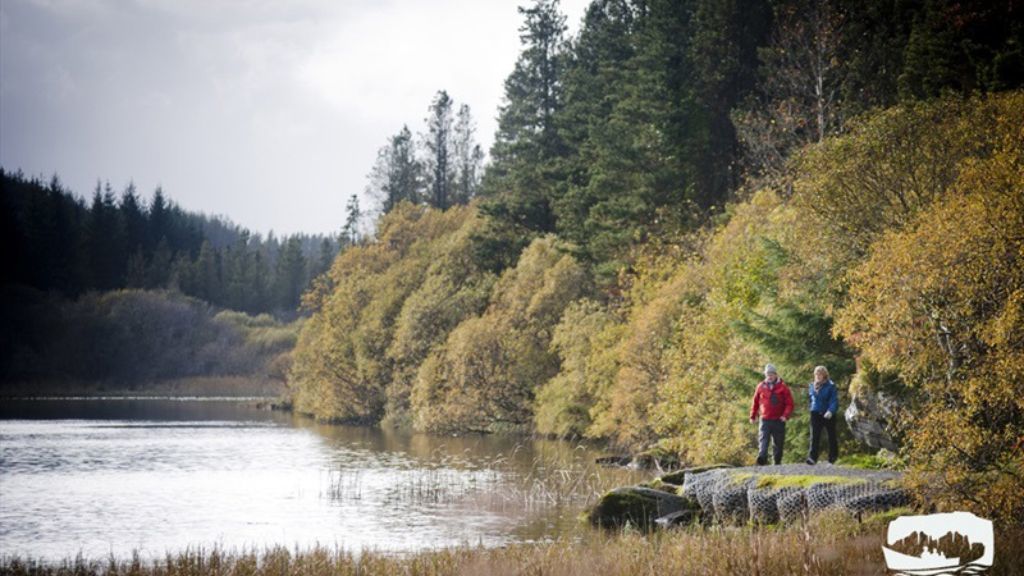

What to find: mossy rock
left=587, top=486, right=700, bottom=530
left=640, top=477, right=684, bottom=494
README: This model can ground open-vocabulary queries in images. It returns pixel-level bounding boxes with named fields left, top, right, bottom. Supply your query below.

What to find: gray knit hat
left=764, top=363, right=778, bottom=375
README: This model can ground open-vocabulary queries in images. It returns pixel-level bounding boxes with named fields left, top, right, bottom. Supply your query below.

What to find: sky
left=0, top=0, right=591, bottom=236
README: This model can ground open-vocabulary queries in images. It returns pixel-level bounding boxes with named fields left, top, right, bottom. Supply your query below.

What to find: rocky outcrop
left=844, top=362, right=907, bottom=451
left=588, top=464, right=911, bottom=529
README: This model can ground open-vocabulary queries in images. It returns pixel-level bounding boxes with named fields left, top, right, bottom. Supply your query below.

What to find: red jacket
left=750, top=378, right=794, bottom=421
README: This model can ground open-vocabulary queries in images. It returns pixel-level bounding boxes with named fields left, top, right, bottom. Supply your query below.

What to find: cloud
left=1, top=0, right=591, bottom=235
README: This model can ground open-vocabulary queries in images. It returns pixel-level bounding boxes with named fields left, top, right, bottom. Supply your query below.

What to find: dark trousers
left=757, top=419, right=786, bottom=465
left=808, top=411, right=838, bottom=464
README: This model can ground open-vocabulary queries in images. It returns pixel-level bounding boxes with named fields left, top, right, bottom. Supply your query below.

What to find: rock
left=595, top=455, right=633, bottom=467
left=587, top=486, right=700, bottom=530
left=641, top=477, right=684, bottom=494
left=844, top=366, right=905, bottom=451
left=629, top=449, right=680, bottom=471
left=654, top=509, right=699, bottom=528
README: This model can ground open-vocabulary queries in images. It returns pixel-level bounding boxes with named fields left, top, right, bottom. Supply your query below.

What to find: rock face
left=844, top=389, right=900, bottom=451
left=588, top=464, right=911, bottom=529
left=844, top=364, right=906, bottom=451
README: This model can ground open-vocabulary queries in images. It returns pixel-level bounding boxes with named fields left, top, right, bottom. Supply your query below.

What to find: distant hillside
left=0, top=169, right=345, bottom=315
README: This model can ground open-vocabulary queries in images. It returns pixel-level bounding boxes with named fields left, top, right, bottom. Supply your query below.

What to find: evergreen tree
left=480, top=0, right=569, bottom=234
left=452, top=103, right=483, bottom=206
left=84, top=182, right=125, bottom=290
left=194, top=240, right=220, bottom=303
left=120, top=183, right=147, bottom=255
left=147, top=187, right=168, bottom=255
left=146, top=237, right=173, bottom=288
left=423, top=90, right=456, bottom=210
left=342, top=194, right=361, bottom=246
left=367, top=125, right=422, bottom=213
left=316, top=237, right=336, bottom=277
left=275, top=236, right=307, bottom=311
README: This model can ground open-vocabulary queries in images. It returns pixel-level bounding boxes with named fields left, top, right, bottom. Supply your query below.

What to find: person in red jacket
left=749, top=363, right=794, bottom=465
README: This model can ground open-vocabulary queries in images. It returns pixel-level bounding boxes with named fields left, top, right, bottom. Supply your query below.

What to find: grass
left=321, top=446, right=646, bottom=512
left=836, top=453, right=902, bottom=470
left=752, top=474, right=867, bottom=489
left=4, top=523, right=1023, bottom=576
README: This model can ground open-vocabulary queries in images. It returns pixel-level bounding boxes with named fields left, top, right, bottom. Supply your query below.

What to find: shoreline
left=0, top=376, right=287, bottom=401
left=3, top=523, right=1022, bottom=576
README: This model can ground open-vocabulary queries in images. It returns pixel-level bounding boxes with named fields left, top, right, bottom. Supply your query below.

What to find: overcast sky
left=0, top=0, right=590, bottom=236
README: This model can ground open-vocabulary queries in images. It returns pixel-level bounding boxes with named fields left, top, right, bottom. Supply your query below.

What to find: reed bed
left=321, top=443, right=644, bottom=514
left=4, top=523, right=1022, bottom=576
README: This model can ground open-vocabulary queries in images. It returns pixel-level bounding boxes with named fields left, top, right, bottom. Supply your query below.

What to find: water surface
left=0, top=399, right=644, bottom=560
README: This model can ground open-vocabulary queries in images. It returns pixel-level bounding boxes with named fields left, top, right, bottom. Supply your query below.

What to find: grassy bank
left=4, top=521, right=1022, bottom=576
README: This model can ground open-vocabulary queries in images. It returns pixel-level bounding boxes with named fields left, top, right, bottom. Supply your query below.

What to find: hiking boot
left=805, top=458, right=816, bottom=465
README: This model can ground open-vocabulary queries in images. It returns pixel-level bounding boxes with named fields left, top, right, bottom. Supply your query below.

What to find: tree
left=732, top=0, right=845, bottom=183
left=367, top=125, right=422, bottom=213
left=147, top=187, right=169, bottom=255
left=342, top=194, right=361, bottom=247
left=84, top=182, right=125, bottom=290
left=834, top=126, right=1024, bottom=522
left=120, top=183, right=147, bottom=258
left=194, top=240, right=220, bottom=303
left=316, top=237, right=336, bottom=278
left=480, top=0, right=569, bottom=234
left=275, top=236, right=307, bottom=311
left=452, top=103, right=483, bottom=206
left=422, top=90, right=456, bottom=210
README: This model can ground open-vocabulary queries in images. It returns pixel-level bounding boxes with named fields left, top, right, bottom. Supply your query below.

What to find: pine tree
left=342, top=195, right=361, bottom=247
left=85, top=182, right=125, bottom=290
left=367, top=125, right=422, bottom=213
left=316, top=237, right=336, bottom=277
left=480, top=0, right=569, bottom=234
left=452, top=103, right=483, bottom=206
left=194, top=240, right=220, bottom=303
left=275, top=236, right=307, bottom=310
left=423, top=90, right=456, bottom=210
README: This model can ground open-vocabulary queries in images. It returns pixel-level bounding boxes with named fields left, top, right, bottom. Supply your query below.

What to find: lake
left=0, top=399, right=646, bottom=561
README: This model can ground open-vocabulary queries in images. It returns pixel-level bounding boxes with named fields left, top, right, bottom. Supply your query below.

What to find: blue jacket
left=808, top=380, right=839, bottom=414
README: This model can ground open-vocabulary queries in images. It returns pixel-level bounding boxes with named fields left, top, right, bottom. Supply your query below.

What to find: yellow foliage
left=834, top=114, right=1024, bottom=522
left=288, top=203, right=480, bottom=422
left=411, top=236, right=588, bottom=433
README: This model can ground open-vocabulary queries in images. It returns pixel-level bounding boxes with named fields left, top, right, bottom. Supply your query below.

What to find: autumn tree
left=834, top=112, right=1024, bottom=521
left=733, top=0, right=846, bottom=183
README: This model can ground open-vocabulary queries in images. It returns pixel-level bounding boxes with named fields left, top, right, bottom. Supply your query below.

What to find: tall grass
left=321, top=444, right=645, bottom=513
left=4, top=524, right=1022, bottom=576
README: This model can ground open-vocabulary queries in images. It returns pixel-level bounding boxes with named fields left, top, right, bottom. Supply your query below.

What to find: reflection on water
left=0, top=399, right=646, bottom=560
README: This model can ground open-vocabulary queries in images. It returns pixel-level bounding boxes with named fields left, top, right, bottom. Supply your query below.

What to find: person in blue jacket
left=806, top=365, right=839, bottom=465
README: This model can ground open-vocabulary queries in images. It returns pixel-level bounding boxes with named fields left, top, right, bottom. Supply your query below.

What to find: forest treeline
left=0, top=173, right=346, bottom=387
left=289, top=0, right=1024, bottom=523
left=0, top=172, right=349, bottom=315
